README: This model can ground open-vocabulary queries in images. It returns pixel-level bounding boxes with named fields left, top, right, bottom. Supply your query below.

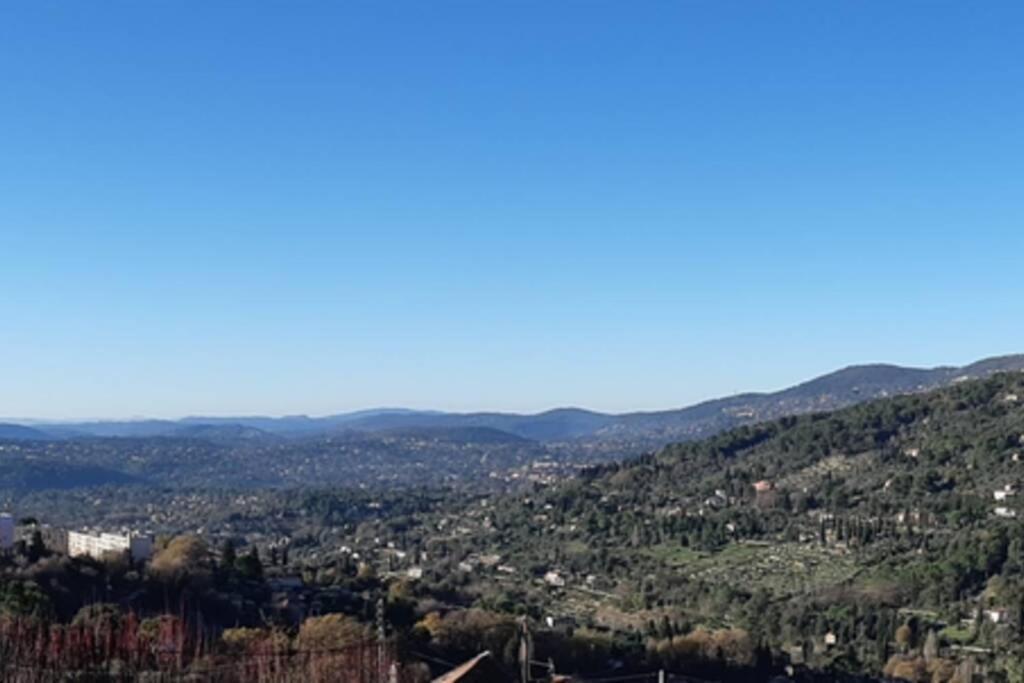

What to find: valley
left=3, top=366, right=1024, bottom=680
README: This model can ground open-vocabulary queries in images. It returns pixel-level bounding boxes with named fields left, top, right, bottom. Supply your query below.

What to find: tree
left=296, top=614, right=370, bottom=651
left=149, top=536, right=213, bottom=585
left=895, top=624, right=913, bottom=652
left=236, top=547, right=263, bottom=580
left=884, top=655, right=927, bottom=682
left=220, top=539, right=237, bottom=572
left=72, top=603, right=122, bottom=629
left=27, top=530, right=45, bottom=563
left=0, top=580, right=52, bottom=617
left=876, top=612, right=893, bottom=664
left=222, top=627, right=289, bottom=654
left=295, top=614, right=376, bottom=681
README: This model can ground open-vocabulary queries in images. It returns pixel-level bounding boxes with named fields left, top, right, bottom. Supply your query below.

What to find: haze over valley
left=2, top=355, right=1022, bottom=493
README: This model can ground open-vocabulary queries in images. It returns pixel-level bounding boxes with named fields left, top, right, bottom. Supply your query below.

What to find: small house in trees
left=545, top=615, right=576, bottom=633
left=994, top=485, right=1016, bottom=501
left=753, top=480, right=773, bottom=493
left=984, top=608, right=1008, bottom=624
left=543, top=571, right=566, bottom=587
left=703, top=494, right=727, bottom=510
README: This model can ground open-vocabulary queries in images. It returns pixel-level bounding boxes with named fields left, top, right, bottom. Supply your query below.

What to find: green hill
left=452, top=372, right=1024, bottom=677
left=0, top=423, right=50, bottom=440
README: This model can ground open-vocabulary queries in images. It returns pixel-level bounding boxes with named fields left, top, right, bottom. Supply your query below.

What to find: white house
left=543, top=571, right=566, bottom=587
left=985, top=609, right=1008, bottom=624
left=994, top=507, right=1017, bottom=519
left=68, top=531, right=154, bottom=562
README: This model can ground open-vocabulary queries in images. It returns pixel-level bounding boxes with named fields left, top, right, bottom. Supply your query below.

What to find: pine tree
left=27, top=530, right=45, bottom=563
left=220, top=539, right=237, bottom=572
left=236, top=547, right=263, bottom=580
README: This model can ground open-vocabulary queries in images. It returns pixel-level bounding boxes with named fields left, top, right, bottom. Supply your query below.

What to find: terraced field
left=646, top=541, right=860, bottom=597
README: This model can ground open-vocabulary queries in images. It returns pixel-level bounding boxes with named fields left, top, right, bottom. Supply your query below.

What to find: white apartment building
left=0, top=514, right=14, bottom=550
left=68, top=530, right=154, bottom=562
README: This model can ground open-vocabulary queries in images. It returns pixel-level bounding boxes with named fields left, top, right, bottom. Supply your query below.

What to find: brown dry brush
left=0, top=613, right=191, bottom=682
left=0, top=616, right=408, bottom=683
left=196, top=638, right=400, bottom=683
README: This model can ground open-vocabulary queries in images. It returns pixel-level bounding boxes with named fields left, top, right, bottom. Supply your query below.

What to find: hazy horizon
left=3, top=351, right=1020, bottom=423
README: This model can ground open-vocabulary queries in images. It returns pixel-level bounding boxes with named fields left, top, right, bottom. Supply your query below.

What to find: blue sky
left=1, top=1, right=1022, bottom=419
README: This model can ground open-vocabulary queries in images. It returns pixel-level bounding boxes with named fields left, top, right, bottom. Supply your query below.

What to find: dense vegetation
left=5, top=372, right=1024, bottom=680
left=415, top=371, right=1024, bottom=680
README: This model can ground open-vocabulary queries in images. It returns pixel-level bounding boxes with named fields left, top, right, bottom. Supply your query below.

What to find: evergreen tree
left=220, top=539, right=237, bottom=572
left=236, top=547, right=263, bottom=580
left=27, top=531, right=45, bottom=563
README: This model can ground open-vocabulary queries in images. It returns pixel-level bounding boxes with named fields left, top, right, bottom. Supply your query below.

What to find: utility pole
left=376, top=597, right=387, bottom=683
left=518, top=619, right=533, bottom=683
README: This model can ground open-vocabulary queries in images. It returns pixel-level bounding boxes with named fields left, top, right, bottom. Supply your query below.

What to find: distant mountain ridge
left=6, top=354, right=1024, bottom=445
left=0, top=423, right=51, bottom=441
left=338, top=407, right=610, bottom=441
left=597, top=355, right=1024, bottom=443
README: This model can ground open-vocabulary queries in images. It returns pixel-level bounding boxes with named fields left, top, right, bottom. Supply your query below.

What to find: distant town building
left=545, top=615, right=576, bottom=633
left=0, top=514, right=14, bottom=550
left=752, top=480, right=773, bottom=493
left=994, top=488, right=1016, bottom=502
left=543, top=571, right=566, bottom=588
left=703, top=494, right=728, bottom=510
left=68, top=530, right=154, bottom=562
left=985, top=609, right=1008, bottom=624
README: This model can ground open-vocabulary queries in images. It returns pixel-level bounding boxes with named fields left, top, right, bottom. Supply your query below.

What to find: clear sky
left=1, top=2, right=1022, bottom=419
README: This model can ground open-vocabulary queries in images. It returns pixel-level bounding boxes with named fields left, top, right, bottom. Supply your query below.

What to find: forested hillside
left=7, top=373, right=1024, bottom=681
left=369, top=371, right=1024, bottom=680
